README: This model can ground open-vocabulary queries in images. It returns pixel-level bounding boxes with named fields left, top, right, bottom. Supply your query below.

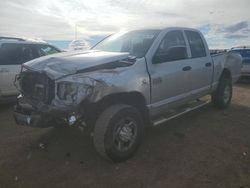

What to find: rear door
left=0, top=43, right=36, bottom=96
left=183, top=30, right=213, bottom=97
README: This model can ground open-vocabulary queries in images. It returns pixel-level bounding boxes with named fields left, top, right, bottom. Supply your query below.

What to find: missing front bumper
left=14, top=111, right=43, bottom=127
left=13, top=96, right=84, bottom=128
left=14, top=104, right=55, bottom=128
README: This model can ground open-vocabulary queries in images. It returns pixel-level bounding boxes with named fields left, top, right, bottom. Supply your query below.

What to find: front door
left=147, top=30, right=193, bottom=115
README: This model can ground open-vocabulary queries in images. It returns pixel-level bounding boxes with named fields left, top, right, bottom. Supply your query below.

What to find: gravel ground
left=0, top=83, right=250, bottom=188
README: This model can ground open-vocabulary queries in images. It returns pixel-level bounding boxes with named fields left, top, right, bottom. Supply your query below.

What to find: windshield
left=93, top=30, right=161, bottom=58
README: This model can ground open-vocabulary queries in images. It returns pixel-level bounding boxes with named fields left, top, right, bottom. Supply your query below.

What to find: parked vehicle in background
left=210, top=49, right=227, bottom=55
left=14, top=27, right=242, bottom=162
left=0, top=37, right=61, bottom=100
left=230, top=46, right=250, bottom=78
left=68, top=40, right=90, bottom=51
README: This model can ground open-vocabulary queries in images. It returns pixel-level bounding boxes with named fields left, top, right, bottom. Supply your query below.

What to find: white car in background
left=68, top=40, right=90, bottom=51
left=0, top=37, right=61, bottom=101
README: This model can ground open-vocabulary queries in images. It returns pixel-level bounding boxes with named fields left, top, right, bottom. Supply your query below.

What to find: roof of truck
left=128, top=26, right=200, bottom=31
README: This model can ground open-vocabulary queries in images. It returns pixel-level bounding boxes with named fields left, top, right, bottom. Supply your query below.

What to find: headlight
left=57, top=82, right=77, bottom=101
left=57, top=81, right=93, bottom=103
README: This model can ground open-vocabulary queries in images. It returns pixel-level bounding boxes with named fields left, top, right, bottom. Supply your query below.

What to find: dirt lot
left=0, top=83, right=250, bottom=188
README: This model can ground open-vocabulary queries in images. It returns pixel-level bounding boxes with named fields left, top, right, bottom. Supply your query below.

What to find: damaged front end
left=13, top=51, right=137, bottom=128
left=13, top=67, right=99, bottom=128
left=13, top=68, right=56, bottom=127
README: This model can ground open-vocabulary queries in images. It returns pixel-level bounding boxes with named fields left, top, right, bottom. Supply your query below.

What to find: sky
left=0, top=0, right=250, bottom=49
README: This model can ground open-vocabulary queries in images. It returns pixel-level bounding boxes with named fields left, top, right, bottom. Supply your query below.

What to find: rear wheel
left=211, top=78, right=232, bottom=109
left=93, top=104, right=144, bottom=162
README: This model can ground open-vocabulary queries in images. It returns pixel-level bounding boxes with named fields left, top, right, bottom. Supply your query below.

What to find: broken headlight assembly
left=57, top=79, right=94, bottom=104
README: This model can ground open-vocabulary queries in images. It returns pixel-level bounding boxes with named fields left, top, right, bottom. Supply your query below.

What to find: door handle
left=182, top=66, right=192, bottom=71
left=205, top=62, right=212, bottom=67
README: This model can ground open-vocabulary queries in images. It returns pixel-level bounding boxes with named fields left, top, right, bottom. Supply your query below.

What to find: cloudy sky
left=0, top=0, right=249, bottom=48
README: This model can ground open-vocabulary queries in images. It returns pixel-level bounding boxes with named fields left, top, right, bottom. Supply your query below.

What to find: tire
left=211, top=78, right=232, bottom=109
left=93, top=104, right=144, bottom=162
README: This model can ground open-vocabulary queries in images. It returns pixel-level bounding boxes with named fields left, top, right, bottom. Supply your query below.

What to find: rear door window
left=0, top=43, right=35, bottom=65
left=36, top=45, right=60, bottom=56
left=185, top=30, right=207, bottom=58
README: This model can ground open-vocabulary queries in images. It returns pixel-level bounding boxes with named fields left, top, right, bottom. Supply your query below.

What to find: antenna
left=75, top=23, right=77, bottom=40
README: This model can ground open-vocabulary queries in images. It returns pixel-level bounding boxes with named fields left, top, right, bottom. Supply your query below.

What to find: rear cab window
left=185, top=30, right=207, bottom=58
left=0, top=43, right=36, bottom=65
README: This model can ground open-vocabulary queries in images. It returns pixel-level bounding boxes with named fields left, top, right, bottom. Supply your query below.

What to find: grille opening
left=20, top=71, right=54, bottom=104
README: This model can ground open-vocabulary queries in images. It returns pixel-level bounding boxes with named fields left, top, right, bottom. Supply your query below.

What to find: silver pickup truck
left=14, top=27, right=242, bottom=162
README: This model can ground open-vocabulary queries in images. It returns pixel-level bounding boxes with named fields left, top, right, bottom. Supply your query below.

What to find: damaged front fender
left=52, top=57, right=150, bottom=109
left=15, top=57, right=150, bottom=128
left=53, top=71, right=121, bottom=108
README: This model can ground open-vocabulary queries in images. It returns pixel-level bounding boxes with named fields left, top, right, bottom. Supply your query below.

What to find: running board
left=153, top=100, right=209, bottom=126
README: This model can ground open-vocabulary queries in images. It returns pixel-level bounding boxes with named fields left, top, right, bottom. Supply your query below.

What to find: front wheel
left=211, top=78, right=232, bottom=109
left=93, top=104, right=144, bottom=162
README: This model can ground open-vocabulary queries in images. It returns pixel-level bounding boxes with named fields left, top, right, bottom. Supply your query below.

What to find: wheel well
left=220, top=69, right=232, bottom=81
left=82, top=92, right=150, bottom=128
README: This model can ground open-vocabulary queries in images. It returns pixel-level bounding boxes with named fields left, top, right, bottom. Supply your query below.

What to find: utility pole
left=75, top=23, right=77, bottom=40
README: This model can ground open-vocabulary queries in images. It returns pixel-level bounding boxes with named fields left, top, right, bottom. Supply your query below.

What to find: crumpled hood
left=23, top=50, right=132, bottom=79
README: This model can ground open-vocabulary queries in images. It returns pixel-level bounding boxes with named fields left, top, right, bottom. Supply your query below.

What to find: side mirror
left=153, top=46, right=187, bottom=64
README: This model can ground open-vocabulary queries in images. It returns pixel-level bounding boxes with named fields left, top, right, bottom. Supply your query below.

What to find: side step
left=152, top=99, right=209, bottom=126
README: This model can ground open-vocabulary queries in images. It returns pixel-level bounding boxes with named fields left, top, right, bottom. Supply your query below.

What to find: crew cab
left=13, top=27, right=242, bottom=162
left=0, top=37, right=61, bottom=101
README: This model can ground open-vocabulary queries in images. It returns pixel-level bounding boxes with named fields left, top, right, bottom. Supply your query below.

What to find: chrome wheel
left=223, top=85, right=231, bottom=104
left=113, top=117, right=137, bottom=152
